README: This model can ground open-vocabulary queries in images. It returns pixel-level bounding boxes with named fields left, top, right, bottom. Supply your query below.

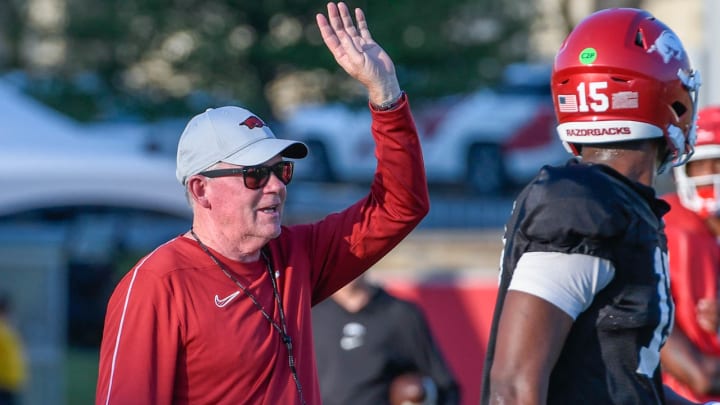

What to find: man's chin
left=263, top=223, right=282, bottom=240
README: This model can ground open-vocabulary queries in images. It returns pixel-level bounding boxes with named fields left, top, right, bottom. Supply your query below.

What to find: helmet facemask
left=675, top=171, right=720, bottom=219
left=659, top=68, right=702, bottom=173
left=673, top=109, right=720, bottom=217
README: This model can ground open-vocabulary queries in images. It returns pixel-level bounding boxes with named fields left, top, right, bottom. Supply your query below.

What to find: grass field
left=66, top=348, right=99, bottom=404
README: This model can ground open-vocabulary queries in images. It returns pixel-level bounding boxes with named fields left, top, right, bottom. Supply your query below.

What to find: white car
left=281, top=87, right=569, bottom=194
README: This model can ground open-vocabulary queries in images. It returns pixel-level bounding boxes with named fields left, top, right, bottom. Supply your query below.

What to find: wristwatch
left=371, top=91, right=405, bottom=111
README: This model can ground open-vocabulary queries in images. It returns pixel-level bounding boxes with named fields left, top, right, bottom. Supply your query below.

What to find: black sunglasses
left=199, top=161, right=294, bottom=190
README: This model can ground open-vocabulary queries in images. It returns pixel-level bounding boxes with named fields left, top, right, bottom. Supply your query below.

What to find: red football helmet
left=674, top=106, right=720, bottom=218
left=551, top=8, right=701, bottom=173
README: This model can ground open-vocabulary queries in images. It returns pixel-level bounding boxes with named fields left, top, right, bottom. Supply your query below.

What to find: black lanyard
left=189, top=228, right=306, bottom=405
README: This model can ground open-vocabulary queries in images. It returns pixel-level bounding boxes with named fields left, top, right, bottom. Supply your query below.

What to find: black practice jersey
left=481, top=160, right=673, bottom=405
left=312, top=286, right=460, bottom=405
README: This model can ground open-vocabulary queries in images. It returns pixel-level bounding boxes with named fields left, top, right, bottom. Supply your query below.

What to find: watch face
left=373, top=92, right=404, bottom=111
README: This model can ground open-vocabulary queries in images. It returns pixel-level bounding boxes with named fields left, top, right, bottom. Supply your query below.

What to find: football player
left=480, top=8, right=702, bottom=405
left=662, top=106, right=720, bottom=403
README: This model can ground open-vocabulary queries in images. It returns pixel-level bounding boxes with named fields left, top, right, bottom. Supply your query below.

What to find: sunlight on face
left=205, top=156, right=287, bottom=244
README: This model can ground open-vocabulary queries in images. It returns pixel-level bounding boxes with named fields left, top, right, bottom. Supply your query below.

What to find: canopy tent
left=0, top=78, right=189, bottom=218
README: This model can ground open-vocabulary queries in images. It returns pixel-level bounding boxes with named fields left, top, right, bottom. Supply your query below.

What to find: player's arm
left=488, top=289, right=572, bottom=404
left=662, top=325, right=720, bottom=397
left=488, top=252, right=615, bottom=404
left=307, top=2, right=429, bottom=303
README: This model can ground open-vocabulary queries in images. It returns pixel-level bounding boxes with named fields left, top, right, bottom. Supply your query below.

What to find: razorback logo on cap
left=240, top=116, right=265, bottom=129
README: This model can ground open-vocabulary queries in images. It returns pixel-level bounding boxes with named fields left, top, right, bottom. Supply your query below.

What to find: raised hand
left=316, top=2, right=401, bottom=107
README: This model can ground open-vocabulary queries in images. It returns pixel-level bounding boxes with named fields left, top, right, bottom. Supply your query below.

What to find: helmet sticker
left=558, top=82, right=611, bottom=113
left=579, top=48, right=597, bottom=64
left=558, top=95, right=579, bottom=112
left=611, top=91, right=639, bottom=110
left=647, top=30, right=684, bottom=64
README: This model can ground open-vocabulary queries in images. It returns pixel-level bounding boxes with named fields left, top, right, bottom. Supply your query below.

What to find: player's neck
left=582, top=143, right=658, bottom=186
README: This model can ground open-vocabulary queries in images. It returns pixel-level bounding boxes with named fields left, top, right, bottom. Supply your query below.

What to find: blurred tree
left=0, top=1, right=22, bottom=68
left=556, top=0, right=645, bottom=37
left=0, top=0, right=536, bottom=122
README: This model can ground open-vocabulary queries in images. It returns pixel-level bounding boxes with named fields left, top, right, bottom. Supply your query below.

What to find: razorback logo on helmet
left=647, top=30, right=684, bottom=64
left=566, top=127, right=632, bottom=137
left=240, top=116, right=265, bottom=129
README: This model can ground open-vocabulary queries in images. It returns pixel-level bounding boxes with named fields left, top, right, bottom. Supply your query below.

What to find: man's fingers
left=696, top=298, right=720, bottom=333
left=698, top=318, right=715, bottom=333
left=355, top=8, right=372, bottom=41
left=329, top=2, right=361, bottom=54
left=697, top=299, right=719, bottom=316
left=338, top=2, right=359, bottom=38
left=316, top=13, right=341, bottom=51
left=327, top=2, right=345, bottom=34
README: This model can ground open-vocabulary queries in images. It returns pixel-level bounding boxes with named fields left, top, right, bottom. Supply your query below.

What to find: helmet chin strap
left=657, top=153, right=672, bottom=175
left=657, top=137, right=677, bottom=175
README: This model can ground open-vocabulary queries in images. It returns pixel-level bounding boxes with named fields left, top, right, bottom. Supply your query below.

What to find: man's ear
left=187, top=176, right=212, bottom=208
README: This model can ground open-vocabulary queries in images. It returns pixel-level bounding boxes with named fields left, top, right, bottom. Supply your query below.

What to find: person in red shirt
left=662, top=105, right=720, bottom=403
left=95, top=3, right=429, bottom=404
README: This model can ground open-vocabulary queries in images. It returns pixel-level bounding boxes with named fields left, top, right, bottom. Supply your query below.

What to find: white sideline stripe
left=104, top=238, right=177, bottom=405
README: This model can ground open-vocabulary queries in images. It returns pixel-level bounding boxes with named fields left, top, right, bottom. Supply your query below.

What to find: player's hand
left=696, top=298, right=720, bottom=334
left=316, top=2, right=401, bottom=107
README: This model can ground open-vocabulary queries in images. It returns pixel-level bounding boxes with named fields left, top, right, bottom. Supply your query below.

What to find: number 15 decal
left=577, top=81, right=609, bottom=112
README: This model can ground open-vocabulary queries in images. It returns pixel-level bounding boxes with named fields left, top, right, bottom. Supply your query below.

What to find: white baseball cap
left=176, top=106, right=308, bottom=185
